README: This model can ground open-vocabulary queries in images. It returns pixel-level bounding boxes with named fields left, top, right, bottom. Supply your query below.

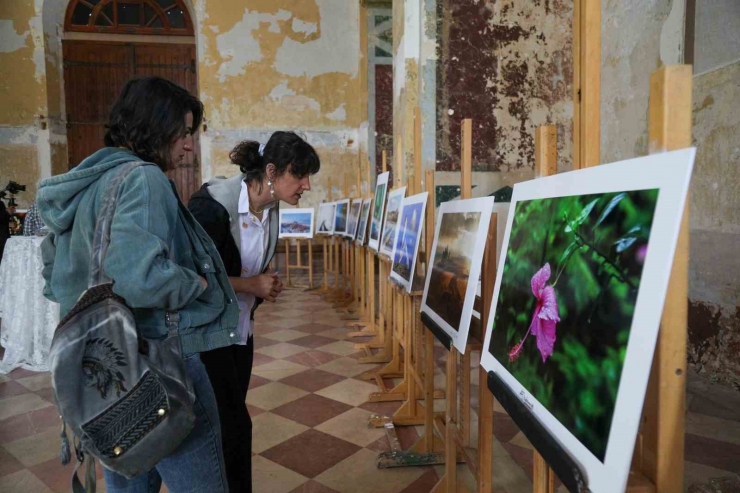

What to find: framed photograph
left=316, top=202, right=336, bottom=235
left=380, top=186, right=406, bottom=257
left=480, top=149, right=695, bottom=493
left=346, top=199, right=363, bottom=239
left=278, top=208, right=314, bottom=239
left=420, top=196, right=494, bottom=352
left=356, top=198, right=372, bottom=246
left=333, top=199, right=350, bottom=236
left=368, top=172, right=390, bottom=251
left=390, top=192, right=428, bottom=292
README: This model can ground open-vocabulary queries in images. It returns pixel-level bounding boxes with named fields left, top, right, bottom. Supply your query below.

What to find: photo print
left=333, top=199, right=350, bottom=236
left=317, top=202, right=336, bottom=235
left=420, top=196, right=494, bottom=352
left=390, top=192, right=428, bottom=292
left=278, top=208, right=314, bottom=239
left=480, top=149, right=696, bottom=493
left=380, top=186, right=406, bottom=257
left=356, top=198, right=372, bottom=246
left=368, top=172, right=390, bottom=251
left=346, top=199, right=363, bottom=239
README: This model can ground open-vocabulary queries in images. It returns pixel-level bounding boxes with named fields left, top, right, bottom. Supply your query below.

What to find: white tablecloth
left=0, top=236, right=60, bottom=373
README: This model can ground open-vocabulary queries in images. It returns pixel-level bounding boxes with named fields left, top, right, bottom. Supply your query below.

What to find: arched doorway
left=63, top=0, right=200, bottom=202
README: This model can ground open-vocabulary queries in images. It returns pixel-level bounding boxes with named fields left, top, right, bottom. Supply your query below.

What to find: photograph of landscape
left=334, top=200, right=349, bottom=234
left=279, top=209, right=313, bottom=238
left=381, top=188, right=405, bottom=255
left=425, top=211, right=482, bottom=331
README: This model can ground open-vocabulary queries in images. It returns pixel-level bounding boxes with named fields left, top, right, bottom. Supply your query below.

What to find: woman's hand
left=199, top=276, right=208, bottom=290
left=252, top=272, right=281, bottom=302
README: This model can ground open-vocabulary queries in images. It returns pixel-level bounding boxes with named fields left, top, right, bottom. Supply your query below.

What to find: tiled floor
left=1, top=272, right=739, bottom=492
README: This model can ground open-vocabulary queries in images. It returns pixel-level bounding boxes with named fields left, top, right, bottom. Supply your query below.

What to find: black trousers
left=200, top=337, right=254, bottom=493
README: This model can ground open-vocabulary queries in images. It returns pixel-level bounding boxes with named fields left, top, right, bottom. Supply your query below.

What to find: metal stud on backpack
left=50, top=163, right=196, bottom=492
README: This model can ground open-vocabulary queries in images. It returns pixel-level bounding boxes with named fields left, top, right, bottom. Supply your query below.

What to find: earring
left=268, top=178, right=275, bottom=199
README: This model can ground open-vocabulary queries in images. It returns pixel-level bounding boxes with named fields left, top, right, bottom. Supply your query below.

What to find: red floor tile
left=272, top=394, right=352, bottom=428
left=278, top=369, right=346, bottom=393
left=248, top=375, right=272, bottom=390
left=0, top=446, right=24, bottom=477
left=492, top=412, right=522, bottom=443
left=685, top=433, right=740, bottom=473
left=290, top=335, right=338, bottom=349
left=252, top=353, right=276, bottom=367
left=0, top=380, right=31, bottom=398
left=400, top=469, right=440, bottom=493
left=261, top=429, right=360, bottom=478
left=285, top=350, right=339, bottom=368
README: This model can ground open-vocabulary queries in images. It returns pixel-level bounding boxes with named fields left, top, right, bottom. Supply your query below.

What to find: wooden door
left=63, top=40, right=200, bottom=202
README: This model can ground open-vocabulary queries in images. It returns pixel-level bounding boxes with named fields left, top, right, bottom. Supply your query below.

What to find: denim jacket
left=37, top=148, right=239, bottom=355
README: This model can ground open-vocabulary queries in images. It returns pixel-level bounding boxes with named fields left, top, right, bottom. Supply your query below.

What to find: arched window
left=65, top=0, right=194, bottom=35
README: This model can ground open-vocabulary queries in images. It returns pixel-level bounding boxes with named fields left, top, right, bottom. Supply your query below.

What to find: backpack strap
left=88, top=162, right=147, bottom=288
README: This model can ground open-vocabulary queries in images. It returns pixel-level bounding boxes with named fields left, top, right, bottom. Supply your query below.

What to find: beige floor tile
left=247, top=382, right=309, bottom=411
left=492, top=436, right=533, bottom=493
left=261, top=329, right=309, bottom=343
left=494, top=397, right=508, bottom=415
left=315, top=448, right=425, bottom=493
left=252, top=456, right=308, bottom=493
left=316, top=357, right=368, bottom=378
left=256, top=342, right=307, bottom=359
left=315, top=408, right=384, bottom=447
left=16, top=374, right=52, bottom=392
left=4, top=428, right=60, bottom=467
left=251, top=412, right=309, bottom=454
left=269, top=318, right=309, bottom=329
left=0, top=469, right=55, bottom=493
left=0, top=374, right=10, bottom=383
left=315, top=379, right=377, bottom=407
left=317, top=328, right=352, bottom=340
left=508, top=431, right=534, bottom=450
left=252, top=360, right=309, bottom=381
left=686, top=411, right=740, bottom=445
left=0, top=393, right=53, bottom=421
left=317, top=341, right=359, bottom=357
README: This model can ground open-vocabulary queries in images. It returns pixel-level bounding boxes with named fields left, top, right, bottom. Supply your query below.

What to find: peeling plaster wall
left=196, top=0, right=365, bottom=206
left=432, top=0, right=573, bottom=195
left=600, top=0, right=685, bottom=164
left=686, top=33, right=740, bottom=384
left=0, top=0, right=50, bottom=207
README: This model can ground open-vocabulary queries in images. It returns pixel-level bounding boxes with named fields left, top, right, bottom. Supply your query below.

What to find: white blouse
left=235, top=180, right=272, bottom=343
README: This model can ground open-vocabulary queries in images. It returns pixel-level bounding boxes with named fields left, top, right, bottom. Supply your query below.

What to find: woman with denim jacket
left=188, top=132, right=320, bottom=493
left=37, top=77, right=236, bottom=493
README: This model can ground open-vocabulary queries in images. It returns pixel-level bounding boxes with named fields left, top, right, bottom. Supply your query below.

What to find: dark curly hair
left=230, top=131, right=320, bottom=191
left=104, top=77, right=203, bottom=170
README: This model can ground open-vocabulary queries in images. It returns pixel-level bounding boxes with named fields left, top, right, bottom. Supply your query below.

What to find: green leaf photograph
left=488, top=189, right=659, bottom=460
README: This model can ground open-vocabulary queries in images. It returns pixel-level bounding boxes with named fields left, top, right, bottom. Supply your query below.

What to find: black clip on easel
left=487, top=371, right=590, bottom=493
left=420, top=311, right=451, bottom=351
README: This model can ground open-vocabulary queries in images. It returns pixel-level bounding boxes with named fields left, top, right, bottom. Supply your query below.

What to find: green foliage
left=487, top=189, right=659, bottom=460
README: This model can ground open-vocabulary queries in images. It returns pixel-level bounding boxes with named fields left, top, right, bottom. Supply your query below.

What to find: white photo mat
left=472, top=203, right=510, bottom=321
left=420, top=196, right=494, bottom=353
left=278, top=208, right=315, bottom=239
left=356, top=198, right=372, bottom=246
left=333, top=198, right=350, bottom=236
left=368, top=172, right=390, bottom=251
left=316, top=202, right=336, bottom=235
left=479, top=148, right=696, bottom=493
left=390, top=192, right=428, bottom=292
left=380, top=186, right=407, bottom=257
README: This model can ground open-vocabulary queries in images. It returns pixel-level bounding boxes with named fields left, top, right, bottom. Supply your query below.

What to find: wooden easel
left=353, top=151, right=395, bottom=367
left=283, top=237, right=314, bottom=289
left=430, top=118, right=495, bottom=493
left=315, top=178, right=334, bottom=294
left=325, top=174, right=352, bottom=303
left=347, top=157, right=379, bottom=331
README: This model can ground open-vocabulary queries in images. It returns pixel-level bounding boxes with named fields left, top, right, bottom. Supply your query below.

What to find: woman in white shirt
left=188, top=131, right=320, bottom=493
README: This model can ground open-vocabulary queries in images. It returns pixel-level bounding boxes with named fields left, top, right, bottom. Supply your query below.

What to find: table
left=0, top=236, right=60, bottom=373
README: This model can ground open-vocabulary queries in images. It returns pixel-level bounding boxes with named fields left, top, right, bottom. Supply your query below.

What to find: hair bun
left=230, top=141, right=264, bottom=174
